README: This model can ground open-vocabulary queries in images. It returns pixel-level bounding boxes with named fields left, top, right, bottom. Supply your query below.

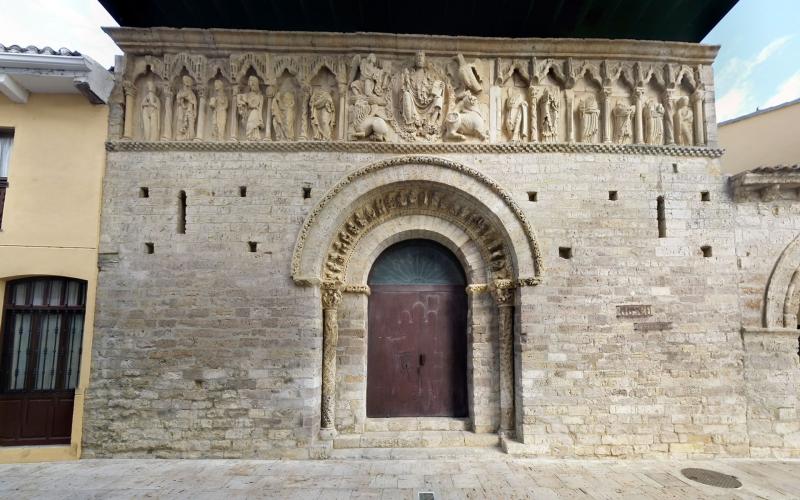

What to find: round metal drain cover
left=681, top=468, right=742, bottom=489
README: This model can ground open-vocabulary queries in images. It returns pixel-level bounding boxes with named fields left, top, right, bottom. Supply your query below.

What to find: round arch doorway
left=366, top=239, right=468, bottom=418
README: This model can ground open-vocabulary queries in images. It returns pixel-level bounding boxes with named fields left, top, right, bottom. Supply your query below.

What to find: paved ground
left=1, top=457, right=799, bottom=499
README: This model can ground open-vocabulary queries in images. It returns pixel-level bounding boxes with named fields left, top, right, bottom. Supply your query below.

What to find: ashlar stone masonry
left=82, top=28, right=800, bottom=459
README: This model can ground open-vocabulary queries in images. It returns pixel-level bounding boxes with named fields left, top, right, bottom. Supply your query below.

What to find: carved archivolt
left=291, top=155, right=544, bottom=285
left=764, top=233, right=800, bottom=328
left=116, top=48, right=711, bottom=148
left=323, top=183, right=513, bottom=284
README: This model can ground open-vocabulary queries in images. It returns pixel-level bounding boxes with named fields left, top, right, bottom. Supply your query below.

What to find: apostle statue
left=175, top=75, right=197, bottom=141
left=504, top=92, right=528, bottom=141
left=208, top=79, right=228, bottom=140
left=612, top=100, right=634, bottom=144
left=676, top=96, right=694, bottom=146
left=140, top=81, right=160, bottom=141
left=539, top=89, right=560, bottom=143
left=577, top=95, right=600, bottom=143
left=309, top=89, right=335, bottom=141
left=643, top=99, right=665, bottom=145
left=237, top=76, right=264, bottom=141
left=272, top=90, right=296, bottom=140
left=400, top=51, right=445, bottom=138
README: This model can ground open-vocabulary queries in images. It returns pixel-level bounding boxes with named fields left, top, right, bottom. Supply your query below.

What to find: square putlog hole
left=559, top=246, right=573, bottom=259
left=701, top=191, right=710, bottom=202
left=302, top=186, right=312, bottom=199
left=239, top=186, right=247, bottom=197
left=145, top=242, right=154, bottom=254
left=701, top=245, right=713, bottom=258
left=248, top=241, right=258, bottom=253
left=527, top=191, right=538, bottom=202
left=139, top=187, right=149, bottom=198
left=608, top=190, right=618, bottom=201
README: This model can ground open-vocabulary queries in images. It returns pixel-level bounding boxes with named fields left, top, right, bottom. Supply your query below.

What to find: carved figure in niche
left=175, top=75, right=197, bottom=141
left=452, top=54, right=482, bottom=94
left=643, top=99, right=664, bottom=145
left=309, top=89, right=335, bottom=141
left=272, top=90, right=295, bottom=140
left=504, top=92, right=528, bottom=141
left=349, top=54, right=394, bottom=142
left=612, top=101, right=634, bottom=144
left=444, top=91, right=488, bottom=142
left=676, top=96, right=694, bottom=146
left=577, top=95, right=599, bottom=143
left=400, top=51, right=445, bottom=138
left=539, top=89, right=560, bottom=143
left=356, top=53, right=390, bottom=100
left=208, top=79, right=228, bottom=140
left=237, top=76, right=264, bottom=140
left=140, top=81, right=160, bottom=141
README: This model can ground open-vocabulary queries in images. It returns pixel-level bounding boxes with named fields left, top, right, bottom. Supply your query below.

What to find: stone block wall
left=83, top=148, right=800, bottom=458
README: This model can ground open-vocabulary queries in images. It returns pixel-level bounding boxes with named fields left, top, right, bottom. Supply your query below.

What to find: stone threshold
left=334, top=430, right=500, bottom=450
left=363, top=417, right=470, bottom=432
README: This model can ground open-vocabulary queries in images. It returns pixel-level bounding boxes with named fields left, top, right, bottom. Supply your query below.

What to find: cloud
left=716, top=88, right=749, bottom=121
left=715, top=35, right=793, bottom=121
left=764, top=71, right=800, bottom=108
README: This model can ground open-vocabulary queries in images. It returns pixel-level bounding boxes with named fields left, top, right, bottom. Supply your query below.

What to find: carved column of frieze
left=122, top=81, right=136, bottom=139
left=692, top=88, right=705, bottom=146
left=601, top=87, right=613, bottom=144
left=337, top=83, right=347, bottom=141
left=528, top=86, right=540, bottom=142
left=299, top=85, right=311, bottom=140
left=320, top=280, right=343, bottom=432
left=196, top=85, right=207, bottom=141
left=265, top=84, right=275, bottom=141
left=564, top=89, right=575, bottom=143
left=663, top=89, right=676, bottom=145
left=161, top=84, right=173, bottom=141
left=492, top=279, right=515, bottom=436
left=229, top=84, right=239, bottom=141
left=633, top=87, right=645, bottom=144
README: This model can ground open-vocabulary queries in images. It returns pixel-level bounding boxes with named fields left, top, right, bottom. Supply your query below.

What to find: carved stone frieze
left=114, top=39, right=714, bottom=148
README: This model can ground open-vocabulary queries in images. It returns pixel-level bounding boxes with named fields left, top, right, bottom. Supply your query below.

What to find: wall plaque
left=616, top=304, right=652, bottom=318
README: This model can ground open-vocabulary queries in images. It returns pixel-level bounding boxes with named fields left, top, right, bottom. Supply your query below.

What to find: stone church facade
left=82, top=28, right=800, bottom=459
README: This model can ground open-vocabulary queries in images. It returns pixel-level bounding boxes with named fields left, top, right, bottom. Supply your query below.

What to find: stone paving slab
left=0, top=458, right=799, bottom=499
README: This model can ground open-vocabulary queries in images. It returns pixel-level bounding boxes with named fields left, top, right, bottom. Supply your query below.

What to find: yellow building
left=719, top=97, right=800, bottom=174
left=0, top=45, right=111, bottom=462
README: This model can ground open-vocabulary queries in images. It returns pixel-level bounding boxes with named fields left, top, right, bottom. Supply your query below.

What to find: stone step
left=363, top=417, right=470, bottom=432
left=334, top=430, right=500, bottom=450
left=328, top=446, right=507, bottom=460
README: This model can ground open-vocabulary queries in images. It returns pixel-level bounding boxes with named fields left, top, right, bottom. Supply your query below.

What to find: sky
left=0, top=0, right=798, bottom=123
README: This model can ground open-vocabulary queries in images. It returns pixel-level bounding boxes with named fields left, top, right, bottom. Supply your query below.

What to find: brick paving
left=1, top=458, right=799, bottom=499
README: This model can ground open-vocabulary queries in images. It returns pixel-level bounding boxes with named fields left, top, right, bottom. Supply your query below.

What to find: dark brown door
left=367, top=240, right=467, bottom=418
left=0, top=278, right=86, bottom=446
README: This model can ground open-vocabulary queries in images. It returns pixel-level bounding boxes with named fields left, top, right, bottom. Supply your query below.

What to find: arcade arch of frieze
left=291, top=155, right=541, bottom=439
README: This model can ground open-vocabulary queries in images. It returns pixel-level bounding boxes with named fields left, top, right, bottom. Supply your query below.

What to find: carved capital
left=691, top=88, right=705, bottom=104
left=490, top=279, right=515, bottom=306
left=196, top=85, right=207, bottom=99
left=161, top=83, right=174, bottom=98
left=634, top=86, right=645, bottom=102
left=122, top=80, right=136, bottom=97
left=601, top=87, right=613, bottom=100
left=320, top=281, right=343, bottom=309
left=466, top=284, right=489, bottom=295
left=265, top=84, right=276, bottom=98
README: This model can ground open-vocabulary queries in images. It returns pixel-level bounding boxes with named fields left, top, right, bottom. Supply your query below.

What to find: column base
left=319, top=428, right=338, bottom=441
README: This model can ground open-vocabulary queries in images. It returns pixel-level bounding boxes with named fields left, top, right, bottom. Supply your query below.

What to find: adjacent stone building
left=82, top=2, right=799, bottom=460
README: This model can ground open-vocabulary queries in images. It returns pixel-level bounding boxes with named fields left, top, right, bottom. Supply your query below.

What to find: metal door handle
left=419, top=353, right=426, bottom=366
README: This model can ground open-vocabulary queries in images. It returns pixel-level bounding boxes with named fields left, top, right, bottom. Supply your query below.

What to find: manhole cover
left=681, top=468, right=742, bottom=489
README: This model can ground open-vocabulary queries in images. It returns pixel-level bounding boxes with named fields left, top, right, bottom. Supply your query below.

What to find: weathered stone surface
left=83, top=28, right=800, bottom=460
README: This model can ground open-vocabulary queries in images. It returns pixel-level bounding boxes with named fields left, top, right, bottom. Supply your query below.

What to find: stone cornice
left=105, top=28, right=720, bottom=65
left=106, top=140, right=723, bottom=158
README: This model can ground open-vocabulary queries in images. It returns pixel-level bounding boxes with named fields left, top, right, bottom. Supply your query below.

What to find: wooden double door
left=366, top=240, right=468, bottom=418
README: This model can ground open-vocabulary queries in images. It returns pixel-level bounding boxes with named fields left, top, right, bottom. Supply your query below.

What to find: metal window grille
left=1, top=278, right=87, bottom=392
